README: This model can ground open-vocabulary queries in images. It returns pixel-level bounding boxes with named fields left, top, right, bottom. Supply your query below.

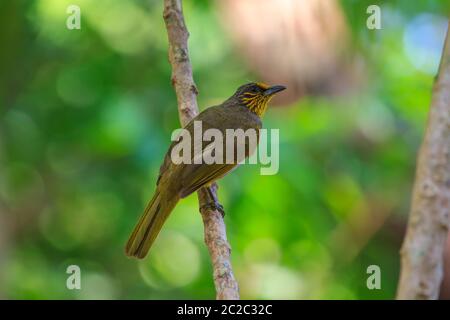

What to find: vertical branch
left=397, top=23, right=450, bottom=300
left=162, top=0, right=240, bottom=300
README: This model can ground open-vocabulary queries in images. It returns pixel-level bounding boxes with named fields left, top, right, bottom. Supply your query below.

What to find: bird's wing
left=156, top=106, right=223, bottom=186
left=158, top=103, right=262, bottom=197
left=178, top=104, right=261, bottom=198
left=179, top=162, right=236, bottom=198
left=156, top=141, right=177, bottom=186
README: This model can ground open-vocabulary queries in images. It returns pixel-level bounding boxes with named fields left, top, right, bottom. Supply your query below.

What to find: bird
left=125, top=82, right=286, bottom=259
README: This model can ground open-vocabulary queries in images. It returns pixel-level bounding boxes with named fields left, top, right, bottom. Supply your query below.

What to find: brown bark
left=162, top=0, right=239, bottom=300
left=397, top=22, right=450, bottom=300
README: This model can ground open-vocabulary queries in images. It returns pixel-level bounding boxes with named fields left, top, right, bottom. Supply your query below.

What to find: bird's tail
left=125, top=191, right=178, bottom=259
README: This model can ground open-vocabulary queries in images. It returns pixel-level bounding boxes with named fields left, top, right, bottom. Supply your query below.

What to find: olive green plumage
left=125, top=82, right=286, bottom=259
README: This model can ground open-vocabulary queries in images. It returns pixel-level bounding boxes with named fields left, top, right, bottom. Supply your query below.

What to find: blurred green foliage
left=0, top=0, right=448, bottom=299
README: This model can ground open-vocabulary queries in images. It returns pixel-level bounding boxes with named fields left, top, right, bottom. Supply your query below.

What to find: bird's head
left=233, top=82, right=286, bottom=116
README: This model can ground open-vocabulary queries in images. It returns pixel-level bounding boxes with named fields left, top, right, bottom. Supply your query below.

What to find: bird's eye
left=252, top=86, right=262, bottom=93
left=248, top=87, right=260, bottom=95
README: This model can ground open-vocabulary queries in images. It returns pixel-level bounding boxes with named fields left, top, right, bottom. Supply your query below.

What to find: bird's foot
left=200, top=202, right=225, bottom=217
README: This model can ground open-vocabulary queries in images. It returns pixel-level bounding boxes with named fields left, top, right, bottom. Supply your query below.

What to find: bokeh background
left=0, top=0, right=449, bottom=299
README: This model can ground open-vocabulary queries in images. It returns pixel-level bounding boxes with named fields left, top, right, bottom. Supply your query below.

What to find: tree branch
left=397, top=22, right=450, bottom=300
left=162, top=0, right=239, bottom=300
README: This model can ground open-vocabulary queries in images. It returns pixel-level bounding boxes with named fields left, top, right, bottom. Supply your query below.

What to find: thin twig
left=162, top=0, right=240, bottom=300
left=397, top=22, right=450, bottom=300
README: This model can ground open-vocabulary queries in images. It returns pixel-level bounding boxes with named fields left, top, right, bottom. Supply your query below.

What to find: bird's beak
left=263, top=85, right=286, bottom=96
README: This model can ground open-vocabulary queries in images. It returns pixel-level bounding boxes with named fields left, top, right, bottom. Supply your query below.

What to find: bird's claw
left=200, top=202, right=225, bottom=217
